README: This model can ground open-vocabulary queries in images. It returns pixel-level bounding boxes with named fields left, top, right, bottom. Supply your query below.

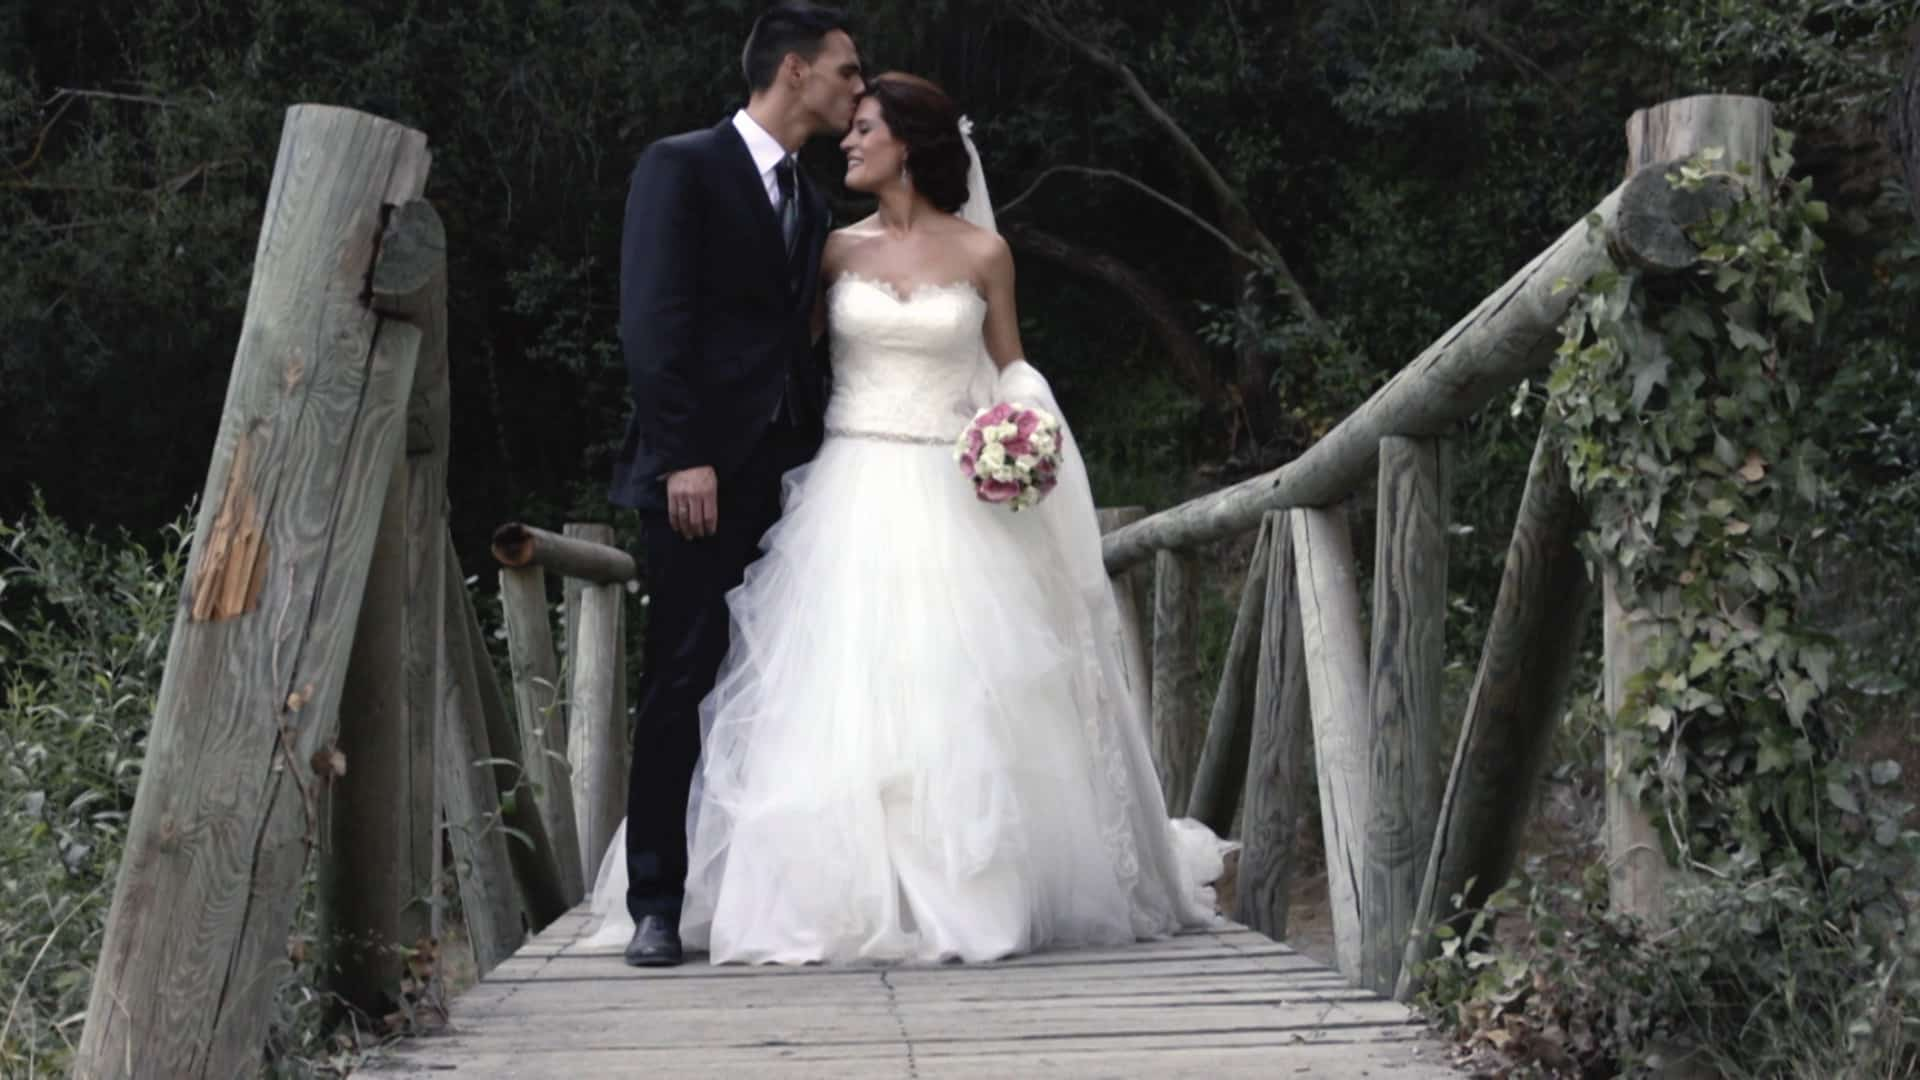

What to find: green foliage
left=0, top=496, right=174, bottom=1073
left=1419, top=132, right=1920, bottom=1077
left=1419, top=867, right=1920, bottom=1077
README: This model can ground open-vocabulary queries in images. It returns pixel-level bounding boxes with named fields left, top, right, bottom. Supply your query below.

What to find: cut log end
left=490, top=522, right=536, bottom=569
left=370, top=199, right=447, bottom=319
left=1608, top=160, right=1740, bottom=274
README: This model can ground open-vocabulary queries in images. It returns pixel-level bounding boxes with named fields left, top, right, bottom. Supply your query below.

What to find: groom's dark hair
left=742, top=3, right=852, bottom=93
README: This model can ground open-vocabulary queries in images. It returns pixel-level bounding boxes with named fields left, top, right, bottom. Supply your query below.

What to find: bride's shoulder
left=948, top=220, right=1013, bottom=281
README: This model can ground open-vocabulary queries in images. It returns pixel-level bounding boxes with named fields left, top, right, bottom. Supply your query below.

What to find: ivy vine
left=1543, top=132, right=1912, bottom=897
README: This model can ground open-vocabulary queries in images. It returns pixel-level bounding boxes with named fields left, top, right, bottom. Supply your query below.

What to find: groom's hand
left=665, top=466, right=719, bottom=539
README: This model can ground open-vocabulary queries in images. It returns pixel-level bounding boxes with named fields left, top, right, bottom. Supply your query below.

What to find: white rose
left=1015, top=454, right=1039, bottom=475
left=1029, top=432, right=1056, bottom=455
left=980, top=442, right=1006, bottom=468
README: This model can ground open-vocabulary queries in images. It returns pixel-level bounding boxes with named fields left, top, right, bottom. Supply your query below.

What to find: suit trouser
left=624, top=423, right=800, bottom=924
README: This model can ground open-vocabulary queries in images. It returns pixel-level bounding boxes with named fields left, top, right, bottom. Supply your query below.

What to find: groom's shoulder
left=639, top=122, right=727, bottom=161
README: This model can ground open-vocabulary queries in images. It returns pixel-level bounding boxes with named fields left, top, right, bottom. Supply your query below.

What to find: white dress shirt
left=731, top=109, right=790, bottom=210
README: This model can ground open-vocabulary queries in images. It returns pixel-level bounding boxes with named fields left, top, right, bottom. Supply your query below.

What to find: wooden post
left=491, top=522, right=638, bottom=583
left=1360, top=437, right=1448, bottom=995
left=499, top=564, right=585, bottom=901
left=1151, top=549, right=1204, bottom=813
left=451, top=552, right=572, bottom=931
left=1186, top=518, right=1273, bottom=834
left=1397, top=430, right=1592, bottom=999
left=437, top=553, right=525, bottom=976
left=1236, top=511, right=1311, bottom=940
left=1097, top=507, right=1154, bottom=739
left=1291, top=506, right=1370, bottom=981
left=1604, top=94, right=1775, bottom=925
left=321, top=197, right=449, bottom=1018
left=569, top=581, right=626, bottom=882
left=75, top=105, right=430, bottom=1079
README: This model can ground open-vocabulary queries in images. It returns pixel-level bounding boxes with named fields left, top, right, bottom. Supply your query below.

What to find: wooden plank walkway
left=361, top=906, right=1459, bottom=1078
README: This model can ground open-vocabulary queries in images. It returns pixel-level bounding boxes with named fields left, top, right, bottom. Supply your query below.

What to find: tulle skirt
left=583, top=428, right=1228, bottom=964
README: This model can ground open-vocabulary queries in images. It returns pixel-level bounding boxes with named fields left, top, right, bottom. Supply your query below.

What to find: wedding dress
left=581, top=270, right=1229, bottom=964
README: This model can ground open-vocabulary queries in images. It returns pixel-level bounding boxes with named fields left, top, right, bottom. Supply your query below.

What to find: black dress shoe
left=624, top=915, right=683, bottom=968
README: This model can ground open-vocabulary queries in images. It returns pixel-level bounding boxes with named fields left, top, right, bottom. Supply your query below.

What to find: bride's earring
left=900, top=156, right=911, bottom=187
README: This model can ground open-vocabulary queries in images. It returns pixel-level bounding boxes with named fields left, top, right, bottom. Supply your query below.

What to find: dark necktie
left=774, top=156, right=799, bottom=259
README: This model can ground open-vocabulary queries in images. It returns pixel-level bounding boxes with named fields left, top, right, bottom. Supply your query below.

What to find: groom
left=610, top=3, right=862, bottom=967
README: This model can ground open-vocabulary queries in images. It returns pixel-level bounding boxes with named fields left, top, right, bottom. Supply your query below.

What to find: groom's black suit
left=612, top=117, right=830, bottom=925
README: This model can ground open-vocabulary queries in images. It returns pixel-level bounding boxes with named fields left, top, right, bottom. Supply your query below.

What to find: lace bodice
left=824, top=275, right=989, bottom=442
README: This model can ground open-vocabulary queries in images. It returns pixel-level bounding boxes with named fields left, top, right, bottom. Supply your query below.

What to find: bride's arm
left=978, top=233, right=1026, bottom=371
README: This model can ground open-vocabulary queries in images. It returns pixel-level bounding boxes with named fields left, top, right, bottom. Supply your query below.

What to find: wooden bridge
left=63, top=92, right=1775, bottom=1077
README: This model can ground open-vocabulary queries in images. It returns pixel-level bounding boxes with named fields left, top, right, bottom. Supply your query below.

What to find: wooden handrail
left=491, top=522, right=637, bottom=583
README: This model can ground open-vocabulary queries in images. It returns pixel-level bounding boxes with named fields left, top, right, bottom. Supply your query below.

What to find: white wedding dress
left=583, top=273, right=1228, bottom=964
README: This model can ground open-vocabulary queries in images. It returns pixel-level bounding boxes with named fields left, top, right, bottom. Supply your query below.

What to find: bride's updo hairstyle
left=861, top=73, right=971, bottom=214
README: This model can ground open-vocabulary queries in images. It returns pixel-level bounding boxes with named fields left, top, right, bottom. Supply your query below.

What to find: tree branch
left=1017, top=1, right=1324, bottom=329
left=1000, top=221, right=1218, bottom=399
left=997, top=164, right=1262, bottom=263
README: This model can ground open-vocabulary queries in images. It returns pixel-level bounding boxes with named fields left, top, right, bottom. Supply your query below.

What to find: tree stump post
left=1604, top=94, right=1775, bottom=925
left=1291, top=506, right=1371, bottom=981
left=499, top=563, right=584, bottom=901
left=75, top=105, right=430, bottom=1079
left=1361, top=436, right=1449, bottom=995
left=1236, top=511, right=1311, bottom=940
left=569, top=571, right=626, bottom=882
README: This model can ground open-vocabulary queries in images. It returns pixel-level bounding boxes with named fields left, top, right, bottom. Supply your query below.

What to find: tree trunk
left=75, top=105, right=430, bottom=1080
left=1004, top=225, right=1216, bottom=400
left=1235, top=511, right=1311, bottom=940
left=1360, top=437, right=1448, bottom=995
left=1890, top=27, right=1920, bottom=224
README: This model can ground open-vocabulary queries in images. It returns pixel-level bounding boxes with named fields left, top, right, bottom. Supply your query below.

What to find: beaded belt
left=824, top=425, right=950, bottom=447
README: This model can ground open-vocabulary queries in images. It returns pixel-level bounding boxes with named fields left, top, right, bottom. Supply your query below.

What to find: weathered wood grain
left=1100, top=177, right=1637, bottom=573
left=1606, top=94, right=1773, bottom=926
left=568, top=582, right=625, bottom=882
left=491, top=522, right=637, bottom=584
left=1186, top=517, right=1273, bottom=833
left=438, top=549, right=526, bottom=977
left=1360, top=437, right=1448, bottom=995
left=74, top=104, right=430, bottom=1080
left=500, top=564, right=585, bottom=902
left=1151, top=549, right=1204, bottom=813
left=452, top=547, right=572, bottom=931
left=323, top=195, right=451, bottom=1018
left=358, top=905, right=1457, bottom=1079
left=1396, top=429, right=1591, bottom=998
left=1291, top=507, right=1370, bottom=982
left=1235, top=511, right=1310, bottom=941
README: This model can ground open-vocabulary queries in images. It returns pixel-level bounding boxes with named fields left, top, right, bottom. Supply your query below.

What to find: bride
left=586, top=72, right=1227, bottom=965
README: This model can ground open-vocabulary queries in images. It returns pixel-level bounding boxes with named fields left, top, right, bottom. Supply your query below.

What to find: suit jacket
left=610, top=119, right=830, bottom=511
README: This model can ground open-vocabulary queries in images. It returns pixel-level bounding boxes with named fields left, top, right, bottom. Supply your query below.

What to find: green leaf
left=1688, top=645, right=1724, bottom=678
left=1825, top=781, right=1859, bottom=816
left=1870, top=760, right=1902, bottom=786
left=1800, top=645, right=1832, bottom=692
left=1750, top=560, right=1779, bottom=594
left=1783, top=674, right=1816, bottom=726
left=1726, top=320, right=1771, bottom=352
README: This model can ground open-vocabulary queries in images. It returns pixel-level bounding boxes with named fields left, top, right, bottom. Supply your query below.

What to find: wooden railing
left=70, top=92, right=1774, bottom=1077
left=1093, top=94, right=1775, bottom=999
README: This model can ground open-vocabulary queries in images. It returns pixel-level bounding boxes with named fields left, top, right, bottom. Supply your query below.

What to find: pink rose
left=967, top=427, right=986, bottom=454
left=978, top=402, right=1015, bottom=427
left=977, top=478, right=1022, bottom=503
left=1002, top=436, right=1032, bottom=457
left=1014, top=410, right=1041, bottom=439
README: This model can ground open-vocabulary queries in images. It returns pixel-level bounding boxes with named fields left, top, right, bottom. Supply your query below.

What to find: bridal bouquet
left=954, top=402, right=1064, bottom=511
